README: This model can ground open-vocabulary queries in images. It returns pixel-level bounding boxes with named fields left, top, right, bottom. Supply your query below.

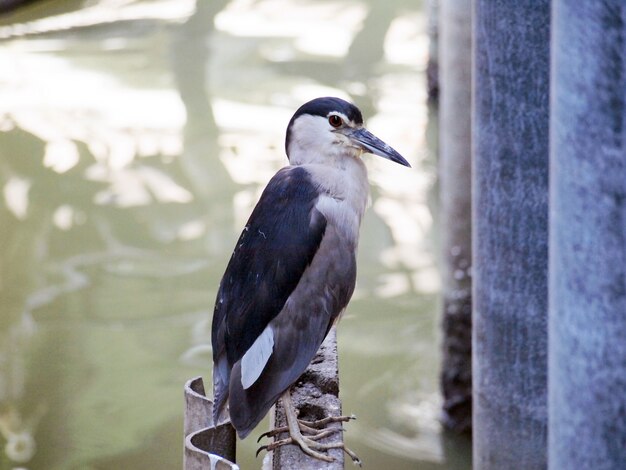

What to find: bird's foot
left=256, top=392, right=360, bottom=466
left=257, top=414, right=355, bottom=441
left=257, top=432, right=361, bottom=466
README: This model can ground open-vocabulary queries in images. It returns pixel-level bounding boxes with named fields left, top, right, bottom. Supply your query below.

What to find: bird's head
left=285, top=97, right=411, bottom=168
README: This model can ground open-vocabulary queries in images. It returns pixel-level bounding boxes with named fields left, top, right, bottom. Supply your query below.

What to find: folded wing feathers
left=240, top=325, right=275, bottom=389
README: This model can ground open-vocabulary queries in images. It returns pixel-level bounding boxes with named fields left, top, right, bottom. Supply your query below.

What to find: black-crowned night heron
left=211, top=97, right=410, bottom=463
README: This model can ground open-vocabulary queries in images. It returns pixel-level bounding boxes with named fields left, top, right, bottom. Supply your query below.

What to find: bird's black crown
left=291, top=97, right=363, bottom=124
left=285, top=97, right=363, bottom=157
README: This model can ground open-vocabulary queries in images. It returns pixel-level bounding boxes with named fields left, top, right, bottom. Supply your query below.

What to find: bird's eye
left=328, top=115, right=343, bottom=128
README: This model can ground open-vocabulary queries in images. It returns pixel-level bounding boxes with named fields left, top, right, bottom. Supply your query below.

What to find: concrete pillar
left=472, top=1, right=550, bottom=468
left=549, top=3, right=626, bottom=469
left=269, top=328, right=346, bottom=469
left=439, top=0, right=472, bottom=434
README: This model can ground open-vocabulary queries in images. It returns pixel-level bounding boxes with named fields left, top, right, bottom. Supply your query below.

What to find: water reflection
left=0, top=0, right=470, bottom=469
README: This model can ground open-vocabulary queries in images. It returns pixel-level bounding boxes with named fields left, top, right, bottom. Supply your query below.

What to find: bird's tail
left=212, top=356, right=230, bottom=425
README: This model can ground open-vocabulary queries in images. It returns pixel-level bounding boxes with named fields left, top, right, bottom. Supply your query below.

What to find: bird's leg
left=256, top=391, right=361, bottom=466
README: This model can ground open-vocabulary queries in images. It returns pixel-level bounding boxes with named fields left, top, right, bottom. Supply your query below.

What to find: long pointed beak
left=342, top=127, right=411, bottom=167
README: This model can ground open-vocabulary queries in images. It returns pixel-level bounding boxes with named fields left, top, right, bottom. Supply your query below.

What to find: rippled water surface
left=0, top=1, right=471, bottom=468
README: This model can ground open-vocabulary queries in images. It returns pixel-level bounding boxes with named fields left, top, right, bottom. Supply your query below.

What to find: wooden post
left=473, top=1, right=550, bottom=468
left=439, top=0, right=473, bottom=434
left=549, top=2, right=626, bottom=468
left=266, top=328, right=346, bottom=470
left=183, top=377, right=238, bottom=470
left=426, top=0, right=440, bottom=103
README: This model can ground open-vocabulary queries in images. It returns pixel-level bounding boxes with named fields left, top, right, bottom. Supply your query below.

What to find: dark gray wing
left=211, top=166, right=327, bottom=422
left=227, top=219, right=357, bottom=437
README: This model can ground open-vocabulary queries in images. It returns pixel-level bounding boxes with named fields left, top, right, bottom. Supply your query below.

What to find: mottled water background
left=0, top=1, right=471, bottom=468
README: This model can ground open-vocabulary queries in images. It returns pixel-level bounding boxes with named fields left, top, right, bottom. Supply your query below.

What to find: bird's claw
left=256, top=415, right=360, bottom=466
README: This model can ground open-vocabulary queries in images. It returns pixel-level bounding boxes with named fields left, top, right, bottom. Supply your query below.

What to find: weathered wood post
left=472, top=1, right=550, bottom=468
left=183, top=377, right=238, bottom=470
left=549, top=3, right=626, bottom=469
left=427, top=0, right=440, bottom=103
left=439, top=0, right=472, bottom=434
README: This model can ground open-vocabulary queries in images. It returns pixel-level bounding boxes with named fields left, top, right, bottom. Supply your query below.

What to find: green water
left=0, top=1, right=470, bottom=469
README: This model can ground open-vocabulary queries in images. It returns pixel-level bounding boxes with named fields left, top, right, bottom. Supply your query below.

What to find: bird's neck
left=298, top=155, right=369, bottom=229
left=288, top=140, right=360, bottom=166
